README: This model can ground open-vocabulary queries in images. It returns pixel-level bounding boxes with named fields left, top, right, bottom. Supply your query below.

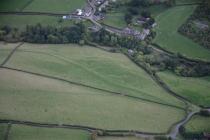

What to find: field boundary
left=4, top=123, right=11, bottom=140
left=0, top=11, right=67, bottom=17
left=85, top=40, right=121, bottom=53
left=1, top=42, right=24, bottom=66
left=0, top=66, right=184, bottom=110
left=175, top=3, right=203, bottom=6
left=0, top=119, right=166, bottom=136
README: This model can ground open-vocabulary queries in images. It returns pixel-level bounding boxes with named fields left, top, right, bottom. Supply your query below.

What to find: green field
left=5, top=43, right=185, bottom=108
left=154, top=6, right=210, bottom=61
left=7, top=124, right=89, bottom=140
left=184, top=115, right=210, bottom=133
left=0, top=42, right=19, bottom=64
left=0, top=68, right=185, bottom=132
left=23, top=0, right=86, bottom=13
left=102, top=12, right=127, bottom=28
left=0, top=15, right=75, bottom=29
left=0, top=124, right=7, bottom=140
left=0, top=0, right=31, bottom=12
left=157, top=71, right=210, bottom=107
left=0, top=0, right=86, bottom=13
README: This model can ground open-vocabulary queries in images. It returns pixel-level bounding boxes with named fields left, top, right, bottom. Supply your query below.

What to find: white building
left=76, top=9, right=83, bottom=15
left=62, top=16, right=67, bottom=19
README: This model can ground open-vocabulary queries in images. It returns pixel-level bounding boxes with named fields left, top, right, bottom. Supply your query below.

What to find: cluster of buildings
left=62, top=0, right=153, bottom=41
left=94, top=0, right=106, bottom=6
left=194, top=20, right=209, bottom=30
left=122, top=27, right=150, bottom=40
left=136, top=17, right=157, bottom=28
left=74, top=7, right=92, bottom=17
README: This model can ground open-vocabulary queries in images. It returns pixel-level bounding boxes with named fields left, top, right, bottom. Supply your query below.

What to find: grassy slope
left=23, top=0, right=86, bottom=13
left=0, top=15, right=75, bottom=30
left=0, top=124, right=7, bottom=140
left=0, top=69, right=185, bottom=132
left=0, top=0, right=31, bottom=12
left=8, top=124, right=89, bottom=140
left=184, top=115, right=210, bottom=133
left=6, top=43, right=185, bottom=108
left=157, top=71, right=210, bottom=107
left=0, top=42, right=19, bottom=64
left=154, top=6, right=210, bottom=61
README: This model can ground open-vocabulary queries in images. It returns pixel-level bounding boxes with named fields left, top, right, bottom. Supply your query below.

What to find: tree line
left=0, top=23, right=86, bottom=44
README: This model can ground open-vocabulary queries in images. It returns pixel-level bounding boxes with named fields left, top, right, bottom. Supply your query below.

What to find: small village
left=62, top=0, right=157, bottom=41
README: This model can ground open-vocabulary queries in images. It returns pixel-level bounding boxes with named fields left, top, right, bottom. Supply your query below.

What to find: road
left=168, top=111, right=198, bottom=139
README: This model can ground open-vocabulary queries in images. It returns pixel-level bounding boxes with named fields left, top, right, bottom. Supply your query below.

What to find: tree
left=1, top=25, right=11, bottom=34
left=207, top=0, right=210, bottom=8
left=165, top=0, right=175, bottom=7
left=129, top=0, right=149, bottom=7
left=124, top=13, right=132, bottom=25
left=47, top=34, right=60, bottom=43
left=128, top=7, right=139, bottom=15
left=141, top=10, right=151, bottom=18
left=129, top=0, right=141, bottom=7
left=23, top=23, right=85, bottom=44
left=0, top=30, right=6, bottom=39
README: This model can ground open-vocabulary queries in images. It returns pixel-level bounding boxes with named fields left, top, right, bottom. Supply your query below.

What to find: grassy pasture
left=184, top=115, right=210, bottom=133
left=0, top=15, right=75, bottom=30
left=0, top=69, right=185, bottom=132
left=8, top=124, right=90, bottom=140
left=157, top=71, right=210, bottom=107
left=0, top=124, right=7, bottom=140
left=0, top=0, right=31, bottom=12
left=154, top=6, right=210, bottom=61
left=102, top=12, right=127, bottom=28
left=23, top=0, right=86, bottom=13
left=6, top=43, right=185, bottom=108
left=0, top=42, right=19, bottom=64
